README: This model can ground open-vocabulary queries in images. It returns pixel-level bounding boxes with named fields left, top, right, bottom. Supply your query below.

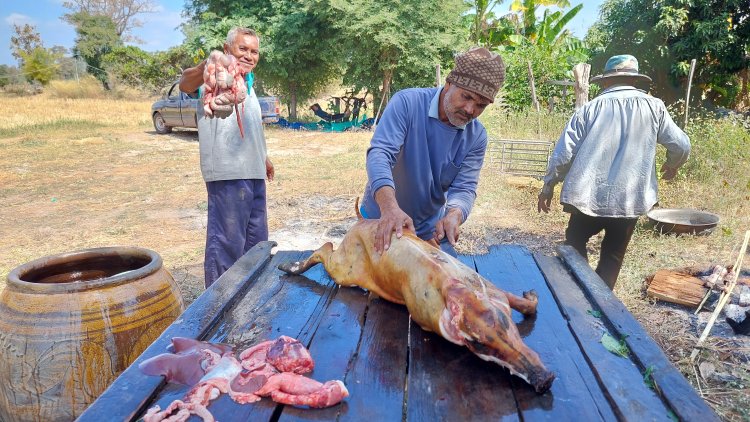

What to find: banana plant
left=466, top=0, right=505, bottom=46
left=509, top=0, right=570, bottom=41
left=466, top=0, right=583, bottom=54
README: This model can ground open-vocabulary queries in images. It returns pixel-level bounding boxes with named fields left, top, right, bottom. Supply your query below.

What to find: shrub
left=2, top=83, right=41, bottom=96
left=47, top=75, right=106, bottom=99
left=679, top=113, right=750, bottom=186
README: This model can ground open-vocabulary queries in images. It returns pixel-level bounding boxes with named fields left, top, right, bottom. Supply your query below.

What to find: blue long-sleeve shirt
left=542, top=85, right=690, bottom=217
left=361, top=87, right=488, bottom=240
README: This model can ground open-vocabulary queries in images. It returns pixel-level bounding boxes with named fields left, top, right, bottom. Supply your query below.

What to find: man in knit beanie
left=360, top=47, right=505, bottom=256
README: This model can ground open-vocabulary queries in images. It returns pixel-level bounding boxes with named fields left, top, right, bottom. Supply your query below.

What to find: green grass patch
left=0, top=119, right=109, bottom=138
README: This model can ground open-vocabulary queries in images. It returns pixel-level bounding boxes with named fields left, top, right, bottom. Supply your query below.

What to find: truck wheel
left=153, top=112, right=172, bottom=134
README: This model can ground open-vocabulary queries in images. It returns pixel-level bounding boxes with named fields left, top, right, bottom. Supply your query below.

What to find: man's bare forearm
left=374, top=186, right=399, bottom=213
left=179, top=60, right=206, bottom=93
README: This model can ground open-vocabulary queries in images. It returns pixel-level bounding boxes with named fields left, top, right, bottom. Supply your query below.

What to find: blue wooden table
left=79, top=242, right=718, bottom=422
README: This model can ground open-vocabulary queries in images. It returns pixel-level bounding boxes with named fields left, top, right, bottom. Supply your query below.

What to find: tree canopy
left=323, top=0, right=468, bottom=114
left=70, top=12, right=124, bottom=85
left=62, top=0, right=157, bottom=42
left=587, top=0, right=750, bottom=107
left=19, top=47, right=60, bottom=86
left=10, top=24, right=43, bottom=65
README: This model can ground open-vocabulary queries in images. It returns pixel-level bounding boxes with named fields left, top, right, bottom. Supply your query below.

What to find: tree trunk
left=573, top=63, right=590, bottom=109
left=738, top=67, right=750, bottom=111
left=377, top=70, right=392, bottom=118
left=288, top=82, right=298, bottom=121
left=373, top=70, right=393, bottom=130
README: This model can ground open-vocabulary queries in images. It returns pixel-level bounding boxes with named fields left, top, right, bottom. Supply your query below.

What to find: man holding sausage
left=179, top=27, right=275, bottom=288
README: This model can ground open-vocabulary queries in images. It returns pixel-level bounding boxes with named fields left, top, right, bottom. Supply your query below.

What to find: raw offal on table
left=139, top=336, right=348, bottom=422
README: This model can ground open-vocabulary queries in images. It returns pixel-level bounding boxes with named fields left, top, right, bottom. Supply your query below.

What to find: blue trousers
left=204, top=179, right=268, bottom=288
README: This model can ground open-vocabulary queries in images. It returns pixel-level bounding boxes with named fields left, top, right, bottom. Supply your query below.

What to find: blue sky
left=0, top=0, right=185, bottom=66
left=1, top=0, right=603, bottom=67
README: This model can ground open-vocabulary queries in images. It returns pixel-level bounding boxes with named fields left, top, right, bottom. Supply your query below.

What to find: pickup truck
left=151, top=82, right=281, bottom=134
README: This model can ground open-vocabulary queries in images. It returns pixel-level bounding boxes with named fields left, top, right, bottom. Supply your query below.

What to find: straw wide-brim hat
left=591, top=54, right=652, bottom=85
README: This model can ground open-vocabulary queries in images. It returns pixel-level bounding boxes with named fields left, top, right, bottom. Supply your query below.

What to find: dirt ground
left=1, top=99, right=749, bottom=419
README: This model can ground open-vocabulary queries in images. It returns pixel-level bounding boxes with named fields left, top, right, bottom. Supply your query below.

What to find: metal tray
left=647, top=208, right=720, bottom=235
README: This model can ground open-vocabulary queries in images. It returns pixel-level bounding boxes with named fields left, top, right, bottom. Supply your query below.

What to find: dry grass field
left=1, top=93, right=749, bottom=420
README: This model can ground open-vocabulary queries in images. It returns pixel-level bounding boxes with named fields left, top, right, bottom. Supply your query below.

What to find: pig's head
left=439, top=279, right=555, bottom=393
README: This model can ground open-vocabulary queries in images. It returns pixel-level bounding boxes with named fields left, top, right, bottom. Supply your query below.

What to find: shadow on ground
left=147, top=129, right=199, bottom=142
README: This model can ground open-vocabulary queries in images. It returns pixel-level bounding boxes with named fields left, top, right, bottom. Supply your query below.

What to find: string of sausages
left=202, top=51, right=247, bottom=138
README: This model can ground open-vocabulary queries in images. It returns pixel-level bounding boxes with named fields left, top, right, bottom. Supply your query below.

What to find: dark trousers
left=564, top=210, right=637, bottom=289
left=204, top=179, right=268, bottom=288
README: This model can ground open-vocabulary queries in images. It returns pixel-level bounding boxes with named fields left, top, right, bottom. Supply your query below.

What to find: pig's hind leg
left=278, top=242, right=334, bottom=275
left=505, top=290, right=538, bottom=316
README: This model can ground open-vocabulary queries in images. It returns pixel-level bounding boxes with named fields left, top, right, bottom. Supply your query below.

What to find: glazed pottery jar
left=0, top=247, right=185, bottom=421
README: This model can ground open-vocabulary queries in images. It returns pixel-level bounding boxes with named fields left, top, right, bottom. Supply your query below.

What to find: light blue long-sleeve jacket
left=542, top=85, right=690, bottom=218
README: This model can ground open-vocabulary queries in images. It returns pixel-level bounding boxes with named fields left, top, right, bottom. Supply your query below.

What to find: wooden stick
left=690, top=230, right=750, bottom=362
left=693, top=364, right=703, bottom=397
left=526, top=61, right=543, bottom=140
left=684, top=58, right=697, bottom=127
left=527, top=61, right=540, bottom=112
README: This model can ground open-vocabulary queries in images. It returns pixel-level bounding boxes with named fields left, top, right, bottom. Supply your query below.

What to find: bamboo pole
left=684, top=58, right=697, bottom=127
left=690, top=230, right=750, bottom=362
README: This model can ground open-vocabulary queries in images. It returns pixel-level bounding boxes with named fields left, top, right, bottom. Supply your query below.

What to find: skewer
left=694, top=265, right=729, bottom=314
left=690, top=230, right=750, bottom=362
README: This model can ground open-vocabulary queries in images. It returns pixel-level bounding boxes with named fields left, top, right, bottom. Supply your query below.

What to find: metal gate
left=486, top=138, right=555, bottom=179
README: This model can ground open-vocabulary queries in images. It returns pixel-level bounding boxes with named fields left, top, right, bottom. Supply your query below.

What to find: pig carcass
left=139, top=336, right=349, bottom=422
left=278, top=209, right=555, bottom=394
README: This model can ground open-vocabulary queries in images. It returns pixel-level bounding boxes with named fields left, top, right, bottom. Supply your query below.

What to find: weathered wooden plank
left=132, top=250, right=337, bottom=421
left=474, top=245, right=617, bottom=421
left=534, top=253, right=673, bottom=421
left=556, top=245, right=720, bottom=422
left=201, top=250, right=340, bottom=422
left=407, top=326, right=520, bottom=422
left=279, top=279, right=370, bottom=421
left=77, top=241, right=276, bottom=422
left=406, top=254, right=521, bottom=422
left=338, top=296, right=409, bottom=422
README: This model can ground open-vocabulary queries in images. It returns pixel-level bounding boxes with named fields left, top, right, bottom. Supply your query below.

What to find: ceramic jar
left=0, top=247, right=185, bottom=421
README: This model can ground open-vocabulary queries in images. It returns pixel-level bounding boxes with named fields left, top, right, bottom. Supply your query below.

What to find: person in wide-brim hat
left=591, top=54, right=652, bottom=87
left=537, top=52, right=690, bottom=291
